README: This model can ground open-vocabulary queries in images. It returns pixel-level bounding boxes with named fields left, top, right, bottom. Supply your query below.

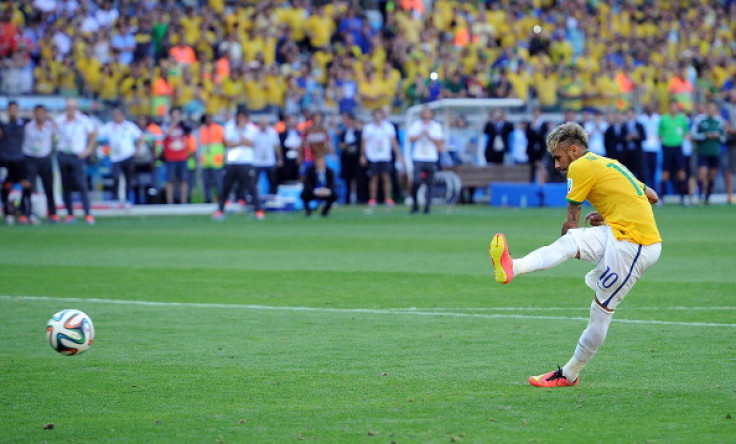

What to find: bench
left=445, top=165, right=530, bottom=203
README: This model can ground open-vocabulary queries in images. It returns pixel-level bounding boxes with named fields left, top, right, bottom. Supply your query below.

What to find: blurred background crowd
left=2, top=0, right=736, bottom=222
left=3, top=0, right=736, bottom=117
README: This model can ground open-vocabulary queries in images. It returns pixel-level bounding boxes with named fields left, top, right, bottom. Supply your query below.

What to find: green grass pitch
left=0, top=205, right=734, bottom=443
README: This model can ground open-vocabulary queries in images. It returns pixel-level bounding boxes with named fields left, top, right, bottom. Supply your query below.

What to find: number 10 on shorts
left=598, top=266, right=619, bottom=289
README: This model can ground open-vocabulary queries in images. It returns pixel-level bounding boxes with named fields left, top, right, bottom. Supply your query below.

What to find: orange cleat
left=255, top=210, right=265, bottom=220
left=85, top=215, right=95, bottom=225
left=489, top=233, right=514, bottom=284
left=528, top=367, right=578, bottom=388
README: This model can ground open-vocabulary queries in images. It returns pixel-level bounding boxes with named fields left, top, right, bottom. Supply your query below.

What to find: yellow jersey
left=566, top=152, right=661, bottom=245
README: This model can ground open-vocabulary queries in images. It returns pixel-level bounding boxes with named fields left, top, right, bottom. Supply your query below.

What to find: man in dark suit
left=301, top=155, right=337, bottom=217
left=604, top=111, right=627, bottom=163
left=526, top=107, right=549, bottom=183
left=484, top=109, right=514, bottom=164
left=338, top=113, right=366, bottom=204
left=622, top=108, right=646, bottom=180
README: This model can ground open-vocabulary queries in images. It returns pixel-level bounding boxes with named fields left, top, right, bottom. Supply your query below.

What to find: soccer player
left=489, top=122, right=662, bottom=387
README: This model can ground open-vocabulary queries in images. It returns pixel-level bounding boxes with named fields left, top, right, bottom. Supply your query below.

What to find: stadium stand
left=2, top=0, right=736, bottom=213
left=2, top=0, right=736, bottom=117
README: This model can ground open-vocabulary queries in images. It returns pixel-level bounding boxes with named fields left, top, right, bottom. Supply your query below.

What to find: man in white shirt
left=638, top=105, right=661, bottom=189
left=55, top=98, right=97, bottom=224
left=278, top=114, right=302, bottom=182
left=583, top=111, right=608, bottom=157
left=407, top=106, right=444, bottom=214
left=252, top=116, right=283, bottom=195
left=360, top=108, right=402, bottom=207
left=21, top=105, right=59, bottom=223
left=212, top=109, right=264, bottom=221
left=95, top=1, right=119, bottom=29
left=100, top=108, right=143, bottom=206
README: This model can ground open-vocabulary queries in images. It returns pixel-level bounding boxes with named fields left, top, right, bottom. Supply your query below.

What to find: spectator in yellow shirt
left=265, top=64, right=286, bottom=110
left=359, top=69, right=385, bottom=112
left=175, top=68, right=198, bottom=113
left=179, top=8, right=202, bottom=46
left=508, top=64, right=532, bottom=103
left=127, top=81, right=153, bottom=118
left=533, top=66, right=558, bottom=111
left=559, top=68, right=584, bottom=112
left=77, top=46, right=103, bottom=96
left=34, top=58, right=57, bottom=95
left=98, top=63, right=121, bottom=105
left=221, top=69, right=245, bottom=108
left=244, top=68, right=268, bottom=112
left=58, top=57, right=79, bottom=96
left=305, top=5, right=334, bottom=51
left=281, top=0, right=307, bottom=46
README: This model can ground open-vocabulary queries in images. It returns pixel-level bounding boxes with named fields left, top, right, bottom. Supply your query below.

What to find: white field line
left=391, top=306, right=736, bottom=311
left=2, top=295, right=735, bottom=328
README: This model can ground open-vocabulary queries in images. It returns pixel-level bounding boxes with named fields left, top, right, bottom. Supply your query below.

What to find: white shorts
left=567, top=226, right=662, bottom=310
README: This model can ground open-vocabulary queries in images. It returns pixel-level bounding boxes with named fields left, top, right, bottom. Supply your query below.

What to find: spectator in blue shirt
left=111, top=22, right=136, bottom=65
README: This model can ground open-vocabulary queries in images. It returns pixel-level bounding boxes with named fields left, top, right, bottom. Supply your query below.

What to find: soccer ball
left=46, top=309, right=95, bottom=355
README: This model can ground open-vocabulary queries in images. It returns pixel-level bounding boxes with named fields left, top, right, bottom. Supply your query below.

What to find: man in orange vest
left=134, top=116, right=163, bottom=203
left=197, top=114, right=225, bottom=203
left=152, top=70, right=174, bottom=118
left=169, top=41, right=197, bottom=65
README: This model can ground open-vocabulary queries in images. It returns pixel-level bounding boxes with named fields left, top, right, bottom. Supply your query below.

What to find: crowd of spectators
left=3, top=0, right=736, bottom=222
left=2, top=0, right=736, bottom=119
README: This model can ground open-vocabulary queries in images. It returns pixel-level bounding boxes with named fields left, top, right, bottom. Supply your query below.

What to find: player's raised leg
left=489, top=232, right=580, bottom=284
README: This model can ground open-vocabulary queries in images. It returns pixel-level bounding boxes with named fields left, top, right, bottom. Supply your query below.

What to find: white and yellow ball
left=46, top=309, right=95, bottom=356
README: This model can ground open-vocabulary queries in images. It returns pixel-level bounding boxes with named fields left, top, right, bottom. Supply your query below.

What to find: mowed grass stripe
left=1, top=206, right=735, bottom=443
left=4, top=295, right=734, bottom=328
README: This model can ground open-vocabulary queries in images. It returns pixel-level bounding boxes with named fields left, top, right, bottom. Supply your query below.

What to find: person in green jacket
left=658, top=101, right=690, bottom=204
left=691, top=102, right=726, bottom=204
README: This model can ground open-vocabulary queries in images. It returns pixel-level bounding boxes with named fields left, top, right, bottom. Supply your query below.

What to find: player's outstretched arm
left=561, top=202, right=582, bottom=236
left=645, top=186, right=659, bottom=204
